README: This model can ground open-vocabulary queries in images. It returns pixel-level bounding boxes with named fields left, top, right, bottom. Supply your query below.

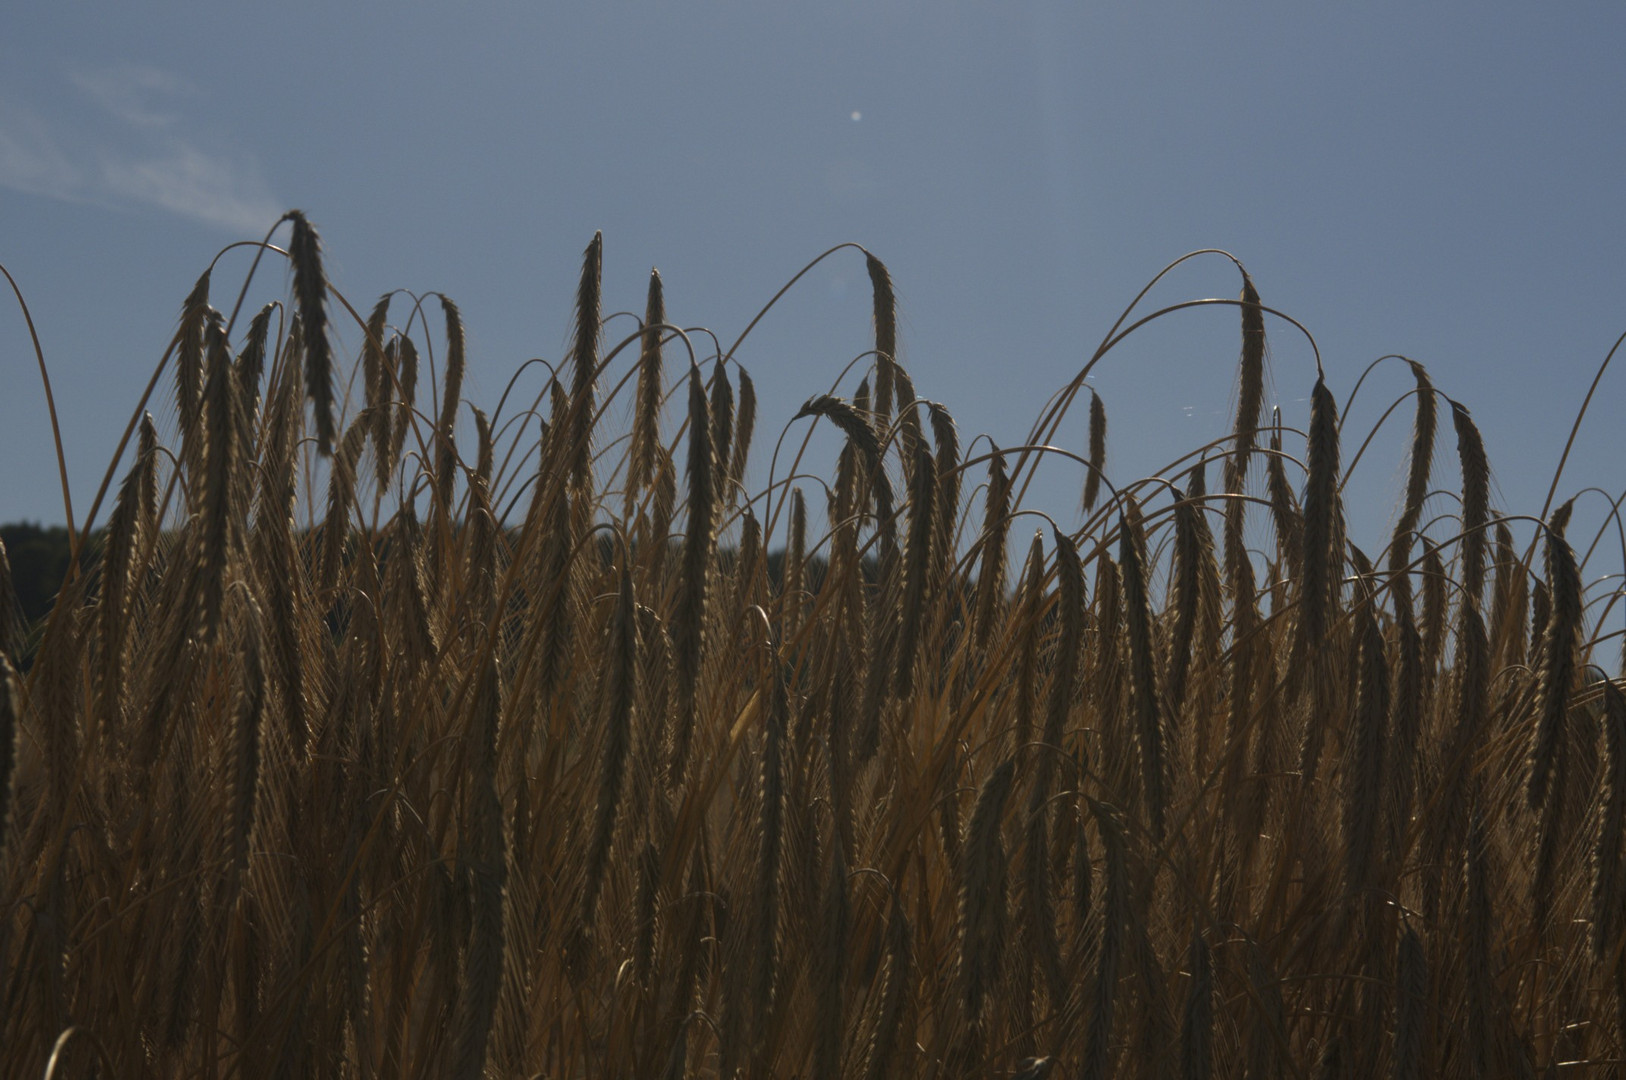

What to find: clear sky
left=2, top=3, right=1623, bottom=587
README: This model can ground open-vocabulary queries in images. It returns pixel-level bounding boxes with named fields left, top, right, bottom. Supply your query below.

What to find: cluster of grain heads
left=4, top=224, right=1626, bottom=1078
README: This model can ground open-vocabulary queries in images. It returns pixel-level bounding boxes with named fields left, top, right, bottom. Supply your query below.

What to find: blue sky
left=2, top=3, right=1623, bottom=596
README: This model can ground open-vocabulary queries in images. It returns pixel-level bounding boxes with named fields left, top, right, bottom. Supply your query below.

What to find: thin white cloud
left=70, top=65, right=188, bottom=130
left=0, top=99, right=86, bottom=200
left=95, top=138, right=281, bottom=233
left=0, top=64, right=280, bottom=234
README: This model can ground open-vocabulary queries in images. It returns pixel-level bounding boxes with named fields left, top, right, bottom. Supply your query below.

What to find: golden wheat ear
left=629, top=267, right=666, bottom=499
left=1083, top=389, right=1107, bottom=512
left=0, top=655, right=17, bottom=858
left=284, top=210, right=335, bottom=456
left=866, top=251, right=897, bottom=423
left=1230, top=271, right=1266, bottom=485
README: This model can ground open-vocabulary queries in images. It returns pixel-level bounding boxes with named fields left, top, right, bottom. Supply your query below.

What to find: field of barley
left=1, top=211, right=1623, bottom=1079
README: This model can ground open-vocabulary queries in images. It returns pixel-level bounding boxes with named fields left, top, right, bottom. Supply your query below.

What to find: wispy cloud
left=0, top=63, right=280, bottom=234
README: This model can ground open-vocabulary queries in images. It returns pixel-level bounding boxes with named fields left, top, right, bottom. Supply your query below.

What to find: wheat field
left=1, top=212, right=1623, bottom=1078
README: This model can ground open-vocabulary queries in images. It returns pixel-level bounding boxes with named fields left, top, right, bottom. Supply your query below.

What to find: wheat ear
left=1180, top=929, right=1214, bottom=1080
left=669, top=362, right=713, bottom=785
left=173, top=269, right=212, bottom=478
left=1592, top=679, right=1626, bottom=960
left=1230, top=272, right=1266, bottom=484
left=1528, top=500, right=1579, bottom=811
left=629, top=267, right=666, bottom=498
left=285, top=210, right=335, bottom=455
left=1120, top=504, right=1168, bottom=839
left=1342, top=593, right=1388, bottom=894
left=0, top=655, right=18, bottom=858
left=708, top=362, right=735, bottom=503
left=973, top=446, right=1010, bottom=652
left=1083, top=799, right=1129, bottom=1080
left=866, top=252, right=897, bottom=423
left=578, top=559, right=637, bottom=944
left=1450, top=399, right=1490, bottom=608
left=960, top=757, right=1016, bottom=1023
left=567, top=232, right=603, bottom=497
left=896, top=442, right=935, bottom=698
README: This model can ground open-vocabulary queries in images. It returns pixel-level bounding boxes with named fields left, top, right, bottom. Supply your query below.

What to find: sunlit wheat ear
left=0, top=540, right=18, bottom=667
left=390, top=333, right=418, bottom=471
left=866, top=251, right=897, bottom=423
left=453, top=793, right=507, bottom=1080
left=1527, top=499, right=1579, bottom=811
left=197, top=311, right=235, bottom=645
left=359, top=291, right=386, bottom=458
left=1297, top=375, right=1342, bottom=664
left=1342, top=594, right=1388, bottom=894
left=1022, top=806, right=1067, bottom=1012
left=896, top=443, right=935, bottom=698
left=1592, top=679, right=1626, bottom=961
left=1083, top=389, right=1107, bottom=512
left=1420, top=536, right=1447, bottom=671
left=811, top=830, right=849, bottom=1080
left=319, top=421, right=367, bottom=597
left=708, top=363, right=735, bottom=501
left=386, top=499, right=436, bottom=661
left=892, top=367, right=924, bottom=481
left=1437, top=601, right=1488, bottom=900
left=729, top=368, right=756, bottom=497
left=36, top=576, right=85, bottom=829
left=793, top=394, right=893, bottom=519
left=669, top=361, right=713, bottom=785
left=285, top=210, right=335, bottom=455
left=1450, top=398, right=1490, bottom=608
left=1229, top=272, right=1266, bottom=494
left=927, top=401, right=960, bottom=572
left=1243, top=940, right=1286, bottom=1080
left=750, top=659, right=789, bottom=1051
left=784, top=487, right=807, bottom=640
left=1490, top=521, right=1528, bottom=666
left=233, top=303, right=272, bottom=493
left=174, top=269, right=212, bottom=478
left=853, top=373, right=872, bottom=429
left=862, top=890, right=912, bottom=1080
left=1394, top=360, right=1437, bottom=551
left=630, top=267, right=666, bottom=497
left=632, top=839, right=660, bottom=988
left=1530, top=576, right=1550, bottom=664
left=1083, top=799, right=1129, bottom=1080
left=1385, top=601, right=1423, bottom=862
left=1068, top=792, right=1092, bottom=935
left=136, top=411, right=160, bottom=539
left=1392, top=924, right=1426, bottom=1080
left=1180, top=929, right=1214, bottom=1080
left=1035, top=528, right=1083, bottom=802
left=1119, top=504, right=1167, bottom=839
left=223, top=601, right=264, bottom=895
left=973, top=445, right=1010, bottom=652
left=859, top=503, right=901, bottom=762
left=434, top=295, right=467, bottom=514
left=568, top=231, right=603, bottom=496
left=1464, top=797, right=1494, bottom=1079
left=97, top=446, right=147, bottom=739
left=1264, top=409, right=1301, bottom=569
left=960, top=757, right=1015, bottom=1023
left=0, top=655, right=17, bottom=857
left=1013, top=532, right=1045, bottom=753
left=1167, top=467, right=1204, bottom=714
left=578, top=559, right=636, bottom=950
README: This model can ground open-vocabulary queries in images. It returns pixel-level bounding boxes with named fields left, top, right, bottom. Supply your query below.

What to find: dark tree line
left=0, top=522, right=77, bottom=631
